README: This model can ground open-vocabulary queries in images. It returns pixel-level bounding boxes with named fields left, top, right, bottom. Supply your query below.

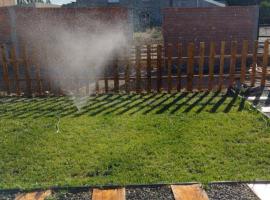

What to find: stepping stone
left=92, top=188, right=125, bottom=200
left=15, top=190, right=51, bottom=200
left=247, top=96, right=269, bottom=101
left=248, top=183, right=270, bottom=200
left=171, top=184, right=209, bottom=200
left=261, top=107, right=270, bottom=112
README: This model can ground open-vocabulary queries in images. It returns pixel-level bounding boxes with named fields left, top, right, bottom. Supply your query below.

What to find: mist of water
left=16, top=12, right=130, bottom=110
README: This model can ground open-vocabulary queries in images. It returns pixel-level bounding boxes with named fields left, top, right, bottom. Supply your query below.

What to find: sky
left=51, top=0, right=73, bottom=5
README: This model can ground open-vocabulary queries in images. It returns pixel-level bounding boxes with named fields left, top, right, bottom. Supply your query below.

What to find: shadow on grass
left=0, top=90, right=246, bottom=118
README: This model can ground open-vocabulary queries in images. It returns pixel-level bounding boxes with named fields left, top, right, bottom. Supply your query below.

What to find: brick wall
left=162, top=6, right=259, bottom=56
left=0, top=7, right=131, bottom=45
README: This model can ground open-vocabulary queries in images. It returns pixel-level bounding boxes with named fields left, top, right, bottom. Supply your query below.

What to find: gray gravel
left=126, top=186, right=174, bottom=200
left=0, top=192, right=16, bottom=200
left=48, top=190, right=92, bottom=200
left=206, top=183, right=260, bottom=200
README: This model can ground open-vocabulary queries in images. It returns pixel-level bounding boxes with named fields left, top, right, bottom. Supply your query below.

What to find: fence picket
left=251, top=40, right=258, bottom=87
left=136, top=46, right=142, bottom=93
left=198, top=42, right=205, bottom=91
left=187, top=43, right=195, bottom=92
left=10, top=46, right=20, bottom=95
left=261, top=40, right=269, bottom=87
left=208, top=42, right=216, bottom=91
left=114, top=58, right=119, bottom=93
left=229, top=41, right=237, bottom=87
left=157, top=45, right=162, bottom=93
left=167, top=44, right=173, bottom=93
left=104, top=67, right=108, bottom=93
left=147, top=45, right=152, bottom=93
left=219, top=41, right=225, bottom=90
left=125, top=56, right=130, bottom=93
left=177, top=43, right=182, bottom=92
left=1, top=45, right=10, bottom=95
left=240, top=40, right=248, bottom=84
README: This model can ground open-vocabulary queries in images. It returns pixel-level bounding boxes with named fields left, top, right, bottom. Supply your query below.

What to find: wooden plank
left=167, top=44, right=173, bottom=93
left=104, top=67, right=108, bottom=94
left=198, top=42, right=205, bottom=92
left=187, top=43, right=195, bottom=92
left=171, top=185, right=209, bottom=200
left=157, top=44, right=162, bottom=93
left=251, top=40, right=258, bottom=87
left=208, top=42, right=216, bottom=91
left=261, top=39, right=269, bottom=87
left=177, top=43, right=182, bottom=92
left=229, top=41, right=237, bottom=87
left=10, top=45, right=20, bottom=95
left=15, top=190, right=51, bottom=200
left=113, top=58, right=119, bottom=93
left=1, top=45, right=10, bottom=95
left=136, top=46, right=142, bottom=93
left=219, top=41, right=226, bottom=90
left=125, top=55, right=130, bottom=93
left=240, top=40, right=248, bottom=84
left=34, top=48, right=42, bottom=96
left=92, top=188, right=125, bottom=200
left=146, top=45, right=152, bottom=93
left=95, top=76, right=100, bottom=95
left=22, top=44, right=32, bottom=96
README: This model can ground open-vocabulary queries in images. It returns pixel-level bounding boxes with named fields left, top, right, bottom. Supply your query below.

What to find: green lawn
left=0, top=92, right=270, bottom=189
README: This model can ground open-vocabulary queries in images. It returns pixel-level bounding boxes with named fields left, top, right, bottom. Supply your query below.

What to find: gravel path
left=0, top=191, right=17, bottom=200
left=48, top=190, right=92, bottom=200
left=126, top=186, right=174, bottom=200
left=206, top=183, right=260, bottom=200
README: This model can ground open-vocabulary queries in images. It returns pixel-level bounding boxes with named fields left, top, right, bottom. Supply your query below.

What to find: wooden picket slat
left=177, top=43, right=182, bottom=92
left=240, top=40, right=248, bottom=84
left=125, top=57, right=130, bottom=93
left=167, top=44, right=173, bottom=93
left=157, top=44, right=162, bottom=93
left=198, top=42, right=205, bottom=91
left=187, top=43, right=195, bottom=92
left=251, top=40, right=258, bottom=87
left=1, top=45, right=10, bottom=95
left=229, top=41, right=237, bottom=87
left=136, top=46, right=142, bottom=93
left=22, top=44, right=32, bottom=96
left=219, top=41, right=225, bottom=90
left=208, top=42, right=216, bottom=91
left=34, top=48, right=42, bottom=96
left=261, top=39, right=269, bottom=87
left=113, top=58, right=119, bottom=93
left=146, top=45, right=152, bottom=93
left=104, top=67, right=108, bottom=93
left=95, top=76, right=100, bottom=94
left=10, top=46, right=20, bottom=95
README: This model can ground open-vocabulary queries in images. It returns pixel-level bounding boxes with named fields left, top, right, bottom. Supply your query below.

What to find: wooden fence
left=0, top=40, right=269, bottom=97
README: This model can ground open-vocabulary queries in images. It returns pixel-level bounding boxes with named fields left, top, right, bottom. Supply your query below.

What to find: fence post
left=113, top=57, right=119, bottom=93
left=219, top=41, right=225, bottom=90
left=167, top=44, right=173, bottom=93
left=34, top=48, right=42, bottom=96
left=95, top=74, right=99, bottom=95
left=157, top=44, right=162, bottom=93
left=261, top=40, right=269, bottom=87
left=146, top=45, right=152, bottom=93
left=187, top=43, right=195, bottom=92
left=125, top=53, right=130, bottom=94
left=10, top=46, right=20, bottom=95
left=22, top=44, right=32, bottom=96
left=229, top=41, right=237, bottom=88
left=251, top=40, right=258, bottom=87
left=135, top=46, right=141, bottom=94
left=104, top=66, right=108, bottom=94
left=198, top=42, right=205, bottom=92
left=240, top=40, right=248, bottom=84
left=208, top=42, right=216, bottom=91
left=177, top=43, right=182, bottom=92
left=1, top=45, right=10, bottom=95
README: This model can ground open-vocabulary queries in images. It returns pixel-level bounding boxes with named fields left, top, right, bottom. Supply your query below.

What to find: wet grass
left=0, top=92, right=270, bottom=189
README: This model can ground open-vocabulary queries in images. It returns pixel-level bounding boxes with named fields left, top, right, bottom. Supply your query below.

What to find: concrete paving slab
left=248, top=184, right=270, bottom=200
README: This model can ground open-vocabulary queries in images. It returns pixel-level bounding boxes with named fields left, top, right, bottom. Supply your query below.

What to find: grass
left=0, top=92, right=270, bottom=189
